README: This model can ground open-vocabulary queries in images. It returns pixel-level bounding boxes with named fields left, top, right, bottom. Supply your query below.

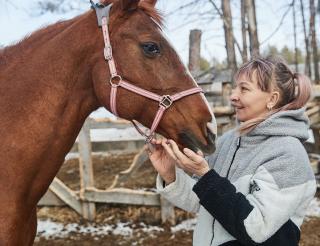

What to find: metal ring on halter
left=109, top=75, right=122, bottom=87
left=144, top=129, right=155, bottom=142
left=145, top=133, right=155, bottom=143
left=159, top=95, right=173, bottom=109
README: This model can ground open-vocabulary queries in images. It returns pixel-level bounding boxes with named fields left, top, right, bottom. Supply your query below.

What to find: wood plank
left=49, top=178, right=82, bottom=214
left=78, top=123, right=96, bottom=220
left=313, top=85, right=320, bottom=98
left=306, top=106, right=320, bottom=117
left=84, top=188, right=160, bottom=206
left=109, top=147, right=149, bottom=189
left=312, top=127, right=320, bottom=153
left=221, top=82, right=232, bottom=107
left=160, top=196, right=175, bottom=225
left=213, top=106, right=234, bottom=116
left=86, top=118, right=132, bottom=129
left=38, top=189, right=65, bottom=206
left=309, top=115, right=320, bottom=126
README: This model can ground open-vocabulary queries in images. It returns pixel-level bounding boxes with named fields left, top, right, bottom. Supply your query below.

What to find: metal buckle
left=109, top=75, right=122, bottom=87
left=159, top=95, right=173, bottom=109
left=90, top=0, right=105, bottom=9
left=145, top=130, right=155, bottom=143
left=104, top=45, right=112, bottom=60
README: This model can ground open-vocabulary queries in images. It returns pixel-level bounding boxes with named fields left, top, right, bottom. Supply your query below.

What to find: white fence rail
left=38, top=117, right=176, bottom=223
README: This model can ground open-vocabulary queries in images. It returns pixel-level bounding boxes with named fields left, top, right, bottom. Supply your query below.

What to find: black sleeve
left=192, top=169, right=300, bottom=246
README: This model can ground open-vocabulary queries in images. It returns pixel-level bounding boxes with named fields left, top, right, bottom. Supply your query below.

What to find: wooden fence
left=38, top=85, right=320, bottom=223
left=38, top=118, right=168, bottom=222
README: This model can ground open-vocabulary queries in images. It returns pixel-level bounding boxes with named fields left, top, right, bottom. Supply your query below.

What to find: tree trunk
left=245, top=0, right=259, bottom=57
left=310, top=0, right=319, bottom=82
left=241, top=0, right=248, bottom=62
left=318, top=0, right=320, bottom=24
left=300, top=0, right=312, bottom=77
left=188, top=29, right=202, bottom=73
left=221, top=0, right=237, bottom=75
left=293, top=0, right=299, bottom=72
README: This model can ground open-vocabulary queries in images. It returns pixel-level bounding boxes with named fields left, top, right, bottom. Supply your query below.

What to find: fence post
left=312, top=123, right=320, bottom=153
left=222, top=81, right=232, bottom=106
left=188, top=29, right=202, bottom=73
left=160, top=196, right=175, bottom=225
left=78, top=120, right=96, bottom=220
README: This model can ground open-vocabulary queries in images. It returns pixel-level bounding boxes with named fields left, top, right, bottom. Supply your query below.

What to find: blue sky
left=0, top=0, right=317, bottom=64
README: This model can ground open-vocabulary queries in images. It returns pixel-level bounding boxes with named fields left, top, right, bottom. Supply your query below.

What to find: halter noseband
left=91, top=1, right=203, bottom=142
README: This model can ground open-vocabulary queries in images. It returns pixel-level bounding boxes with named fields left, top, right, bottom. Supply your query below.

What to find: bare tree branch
left=3, top=0, right=31, bottom=15
left=207, top=0, right=243, bottom=59
left=166, top=0, right=202, bottom=17
left=260, top=1, right=293, bottom=45
left=300, top=0, right=312, bottom=76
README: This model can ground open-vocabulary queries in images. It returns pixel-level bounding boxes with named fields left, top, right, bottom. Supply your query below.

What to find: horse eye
left=141, top=42, right=161, bottom=57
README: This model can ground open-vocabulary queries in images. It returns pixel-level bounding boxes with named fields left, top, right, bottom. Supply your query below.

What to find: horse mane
left=100, top=0, right=163, bottom=26
left=0, top=19, right=76, bottom=67
left=0, top=1, right=163, bottom=67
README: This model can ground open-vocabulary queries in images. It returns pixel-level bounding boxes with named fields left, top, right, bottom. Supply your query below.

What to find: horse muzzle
left=178, top=123, right=216, bottom=156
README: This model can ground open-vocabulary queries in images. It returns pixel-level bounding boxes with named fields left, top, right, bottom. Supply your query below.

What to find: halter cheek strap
left=91, top=1, right=203, bottom=142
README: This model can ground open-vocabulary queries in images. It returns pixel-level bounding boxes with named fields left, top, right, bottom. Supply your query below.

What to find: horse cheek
left=91, top=62, right=111, bottom=109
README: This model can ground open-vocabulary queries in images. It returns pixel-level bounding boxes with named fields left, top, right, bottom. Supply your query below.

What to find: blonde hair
left=234, top=57, right=312, bottom=135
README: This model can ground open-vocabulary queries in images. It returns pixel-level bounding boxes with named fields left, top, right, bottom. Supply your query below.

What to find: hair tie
left=292, top=72, right=298, bottom=80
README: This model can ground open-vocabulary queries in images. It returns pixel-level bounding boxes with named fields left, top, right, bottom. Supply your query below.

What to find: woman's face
left=230, top=74, right=273, bottom=122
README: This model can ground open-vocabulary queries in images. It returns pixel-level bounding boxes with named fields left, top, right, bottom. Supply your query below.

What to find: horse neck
left=0, top=11, right=104, bottom=192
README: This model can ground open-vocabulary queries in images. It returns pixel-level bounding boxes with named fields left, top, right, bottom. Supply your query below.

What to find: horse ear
left=120, top=0, right=140, bottom=11
left=142, top=0, right=157, bottom=7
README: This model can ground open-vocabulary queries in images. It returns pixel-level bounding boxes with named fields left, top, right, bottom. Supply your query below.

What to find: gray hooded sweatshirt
left=157, top=108, right=316, bottom=246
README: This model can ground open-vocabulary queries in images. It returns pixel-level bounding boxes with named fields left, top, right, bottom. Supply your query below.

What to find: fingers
left=147, top=137, right=206, bottom=169
left=197, top=150, right=204, bottom=157
left=146, top=136, right=164, bottom=155
left=183, top=148, right=204, bottom=164
left=150, top=138, right=162, bottom=145
left=168, top=139, right=190, bottom=164
left=161, top=138, right=178, bottom=161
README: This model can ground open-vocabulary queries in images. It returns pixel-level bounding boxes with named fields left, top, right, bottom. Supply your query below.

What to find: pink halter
left=92, top=2, right=203, bottom=142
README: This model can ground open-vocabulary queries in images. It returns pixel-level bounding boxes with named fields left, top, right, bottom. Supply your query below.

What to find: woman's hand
left=146, top=138, right=177, bottom=185
left=167, top=139, right=210, bottom=177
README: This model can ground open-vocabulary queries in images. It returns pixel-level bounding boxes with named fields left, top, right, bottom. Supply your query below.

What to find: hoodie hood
left=246, top=108, right=310, bottom=142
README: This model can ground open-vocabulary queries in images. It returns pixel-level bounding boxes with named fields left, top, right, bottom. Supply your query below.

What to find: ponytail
left=282, top=73, right=311, bottom=110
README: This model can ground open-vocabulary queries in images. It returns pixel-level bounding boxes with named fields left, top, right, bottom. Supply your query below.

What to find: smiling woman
left=233, top=57, right=312, bottom=134
left=230, top=77, right=274, bottom=123
left=148, top=56, right=316, bottom=246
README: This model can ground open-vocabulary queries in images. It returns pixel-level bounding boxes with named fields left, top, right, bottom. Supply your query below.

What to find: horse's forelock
left=138, top=2, right=163, bottom=27
left=100, top=0, right=163, bottom=27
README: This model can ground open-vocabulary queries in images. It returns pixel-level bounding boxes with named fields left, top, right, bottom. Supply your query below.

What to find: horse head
left=91, top=0, right=216, bottom=154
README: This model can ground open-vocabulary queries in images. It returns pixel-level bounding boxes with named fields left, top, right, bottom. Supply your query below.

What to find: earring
left=267, top=104, right=273, bottom=111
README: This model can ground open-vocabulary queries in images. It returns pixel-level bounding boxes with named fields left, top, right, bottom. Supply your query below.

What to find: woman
left=148, top=57, right=316, bottom=246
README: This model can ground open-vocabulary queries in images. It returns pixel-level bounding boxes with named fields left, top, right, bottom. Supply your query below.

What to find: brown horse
left=0, top=0, right=215, bottom=245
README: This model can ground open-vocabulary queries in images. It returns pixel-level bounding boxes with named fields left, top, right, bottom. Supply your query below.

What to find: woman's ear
left=267, top=91, right=280, bottom=109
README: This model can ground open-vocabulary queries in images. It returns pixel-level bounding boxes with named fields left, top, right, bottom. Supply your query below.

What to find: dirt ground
left=34, top=152, right=320, bottom=245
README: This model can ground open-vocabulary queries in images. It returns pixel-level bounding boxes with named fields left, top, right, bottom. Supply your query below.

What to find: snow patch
left=37, top=220, right=133, bottom=239
left=171, top=218, right=197, bottom=233
left=306, top=198, right=320, bottom=218
left=37, top=218, right=196, bottom=239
